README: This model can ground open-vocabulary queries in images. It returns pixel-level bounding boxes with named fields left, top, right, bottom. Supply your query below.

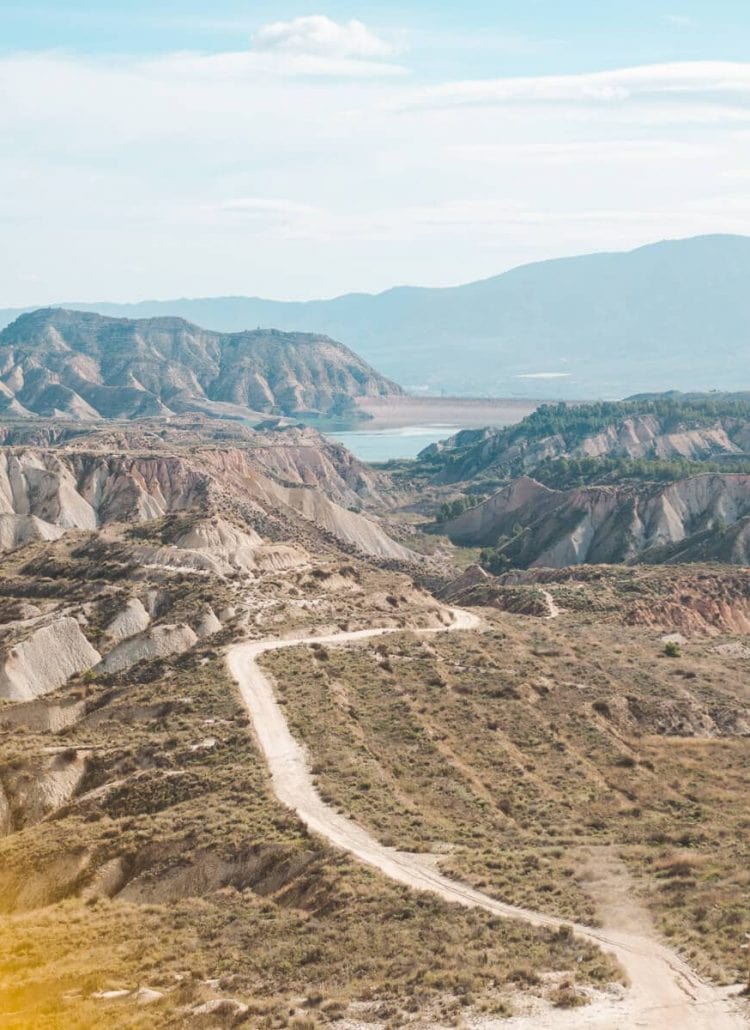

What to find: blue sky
left=2, top=2, right=750, bottom=304
left=4, top=1, right=750, bottom=70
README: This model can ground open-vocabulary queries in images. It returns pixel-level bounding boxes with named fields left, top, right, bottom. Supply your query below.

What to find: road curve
left=226, top=608, right=747, bottom=1029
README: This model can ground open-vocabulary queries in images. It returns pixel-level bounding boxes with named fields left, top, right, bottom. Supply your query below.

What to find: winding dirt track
left=226, top=609, right=747, bottom=1029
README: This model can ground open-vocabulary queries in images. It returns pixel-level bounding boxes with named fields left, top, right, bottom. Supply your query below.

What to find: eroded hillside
left=0, top=308, right=402, bottom=421
left=0, top=463, right=618, bottom=1028
left=0, top=418, right=412, bottom=563
left=1, top=417, right=748, bottom=1029
left=408, top=395, right=750, bottom=570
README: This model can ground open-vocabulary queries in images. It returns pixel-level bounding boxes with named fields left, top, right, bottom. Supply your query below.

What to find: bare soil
left=355, top=395, right=541, bottom=429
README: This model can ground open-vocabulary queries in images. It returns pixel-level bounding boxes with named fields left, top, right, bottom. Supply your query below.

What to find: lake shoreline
left=323, top=395, right=543, bottom=462
left=354, top=394, right=541, bottom=430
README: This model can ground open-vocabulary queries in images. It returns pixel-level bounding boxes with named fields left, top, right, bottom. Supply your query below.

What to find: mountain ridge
left=0, top=308, right=402, bottom=422
left=442, top=471, right=750, bottom=567
left=2, top=234, right=749, bottom=397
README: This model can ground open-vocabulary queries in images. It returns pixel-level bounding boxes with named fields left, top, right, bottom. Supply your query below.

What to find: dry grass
left=267, top=605, right=750, bottom=984
left=0, top=539, right=619, bottom=1027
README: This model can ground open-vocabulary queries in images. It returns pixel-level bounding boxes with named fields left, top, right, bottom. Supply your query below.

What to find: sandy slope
left=226, top=610, right=747, bottom=1030
left=540, top=589, right=562, bottom=620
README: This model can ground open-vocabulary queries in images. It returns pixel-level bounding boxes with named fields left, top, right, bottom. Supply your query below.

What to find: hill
left=419, top=395, right=750, bottom=483
left=0, top=308, right=402, bottom=421
left=3, top=235, right=750, bottom=397
left=408, top=394, right=750, bottom=569
left=0, top=419, right=414, bottom=564
left=441, top=473, right=750, bottom=568
left=1, top=419, right=749, bottom=1026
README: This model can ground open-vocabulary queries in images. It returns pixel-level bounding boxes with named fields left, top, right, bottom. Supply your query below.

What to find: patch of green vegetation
left=533, top=454, right=750, bottom=490
left=436, top=495, right=488, bottom=523
left=506, top=396, right=750, bottom=449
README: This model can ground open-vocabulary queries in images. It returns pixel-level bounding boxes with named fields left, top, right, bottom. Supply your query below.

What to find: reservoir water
left=326, top=424, right=458, bottom=462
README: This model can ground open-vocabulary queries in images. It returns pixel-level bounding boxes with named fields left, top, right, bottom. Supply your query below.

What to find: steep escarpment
left=246, top=425, right=397, bottom=508
left=0, top=444, right=415, bottom=564
left=443, top=473, right=750, bottom=567
left=0, top=416, right=396, bottom=510
left=0, top=308, right=402, bottom=421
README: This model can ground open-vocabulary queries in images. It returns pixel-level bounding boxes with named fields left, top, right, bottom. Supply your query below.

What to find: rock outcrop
left=0, top=619, right=101, bottom=701
left=0, top=513, right=64, bottom=550
left=247, top=425, right=396, bottom=508
left=99, top=624, right=199, bottom=674
left=443, top=473, right=750, bottom=568
left=105, top=598, right=151, bottom=644
left=194, top=608, right=222, bottom=638
left=172, top=518, right=265, bottom=573
left=0, top=447, right=415, bottom=564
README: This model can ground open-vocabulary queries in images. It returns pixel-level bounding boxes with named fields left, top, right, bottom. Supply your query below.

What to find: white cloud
left=398, top=61, right=750, bottom=109
left=255, top=15, right=398, bottom=59
left=1, top=47, right=750, bottom=305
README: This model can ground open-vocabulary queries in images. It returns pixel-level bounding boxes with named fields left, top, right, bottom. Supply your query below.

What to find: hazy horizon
left=1, top=231, right=746, bottom=310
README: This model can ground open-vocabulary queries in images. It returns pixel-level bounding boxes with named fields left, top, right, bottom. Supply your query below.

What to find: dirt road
left=226, top=609, right=746, bottom=1029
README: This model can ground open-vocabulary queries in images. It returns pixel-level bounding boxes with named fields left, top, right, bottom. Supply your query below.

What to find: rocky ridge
left=0, top=447, right=414, bottom=565
left=0, top=308, right=402, bottom=421
left=423, top=410, right=750, bottom=484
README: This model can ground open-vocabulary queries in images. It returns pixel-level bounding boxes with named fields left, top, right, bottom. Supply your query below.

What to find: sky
left=3, top=1, right=750, bottom=305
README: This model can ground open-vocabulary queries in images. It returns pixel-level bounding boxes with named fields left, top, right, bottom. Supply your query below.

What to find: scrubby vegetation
left=0, top=531, right=620, bottom=1027
left=504, top=396, right=750, bottom=447
left=436, top=495, right=487, bottom=523
left=532, top=454, right=750, bottom=489
left=415, top=392, right=750, bottom=490
left=268, top=602, right=750, bottom=985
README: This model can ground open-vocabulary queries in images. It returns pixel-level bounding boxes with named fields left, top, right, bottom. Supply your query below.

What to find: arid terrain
left=7, top=0, right=750, bottom=1023
left=0, top=399, right=749, bottom=1029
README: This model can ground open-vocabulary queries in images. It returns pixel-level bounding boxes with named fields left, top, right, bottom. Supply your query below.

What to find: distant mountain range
left=1, top=234, right=749, bottom=399
left=0, top=308, right=401, bottom=421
